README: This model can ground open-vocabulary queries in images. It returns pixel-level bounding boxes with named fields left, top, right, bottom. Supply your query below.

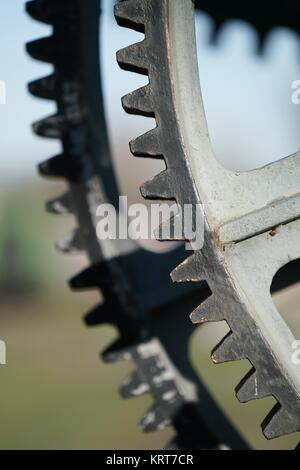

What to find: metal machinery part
left=26, top=0, right=251, bottom=449
left=115, top=0, right=300, bottom=446
left=194, top=0, right=300, bottom=51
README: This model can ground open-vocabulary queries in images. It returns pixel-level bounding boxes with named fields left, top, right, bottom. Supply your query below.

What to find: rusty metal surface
left=115, top=0, right=300, bottom=445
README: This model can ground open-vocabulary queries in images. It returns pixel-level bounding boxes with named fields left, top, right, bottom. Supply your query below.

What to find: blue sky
left=0, top=0, right=300, bottom=183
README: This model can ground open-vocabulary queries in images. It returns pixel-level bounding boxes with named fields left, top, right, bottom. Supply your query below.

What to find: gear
left=115, top=0, right=300, bottom=446
left=194, top=0, right=300, bottom=50
left=26, top=0, right=248, bottom=449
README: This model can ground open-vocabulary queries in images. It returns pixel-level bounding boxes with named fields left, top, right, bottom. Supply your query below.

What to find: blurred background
left=0, top=0, right=299, bottom=449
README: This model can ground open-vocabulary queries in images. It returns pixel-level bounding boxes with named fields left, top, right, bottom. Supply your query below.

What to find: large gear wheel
left=115, top=0, right=300, bottom=447
left=26, top=0, right=249, bottom=449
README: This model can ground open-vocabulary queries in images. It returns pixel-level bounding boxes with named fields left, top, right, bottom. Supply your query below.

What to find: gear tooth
left=120, top=371, right=150, bottom=398
left=33, top=114, right=65, bottom=139
left=171, top=253, right=204, bottom=283
left=46, top=192, right=72, bottom=215
left=190, top=296, right=220, bottom=324
left=28, top=74, right=57, bottom=100
left=117, top=41, right=147, bottom=75
left=114, top=0, right=146, bottom=32
left=122, top=85, right=153, bottom=117
left=69, top=265, right=99, bottom=290
left=140, top=171, right=173, bottom=200
left=262, top=403, right=298, bottom=439
left=140, top=406, right=170, bottom=433
left=129, top=127, right=162, bottom=158
left=38, top=154, right=67, bottom=178
left=39, top=154, right=82, bottom=181
left=84, top=303, right=114, bottom=327
left=26, top=0, right=54, bottom=24
left=26, top=37, right=56, bottom=63
left=154, top=213, right=185, bottom=242
left=102, top=338, right=133, bottom=364
left=235, top=368, right=269, bottom=403
left=211, top=332, right=243, bottom=364
left=55, top=228, right=83, bottom=254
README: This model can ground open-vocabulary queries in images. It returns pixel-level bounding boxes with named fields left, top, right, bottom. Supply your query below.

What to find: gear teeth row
left=116, top=0, right=258, bottom=443
left=70, top=266, right=124, bottom=330
left=115, top=0, right=300, bottom=445
left=198, top=12, right=275, bottom=57
left=190, top=292, right=300, bottom=441
left=115, top=6, right=218, bottom=398
left=26, top=0, right=87, bottom=264
left=120, top=371, right=150, bottom=398
left=262, top=403, right=298, bottom=440
left=115, top=0, right=218, bottom=439
left=197, top=6, right=277, bottom=55
left=27, top=0, right=156, bottom=440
